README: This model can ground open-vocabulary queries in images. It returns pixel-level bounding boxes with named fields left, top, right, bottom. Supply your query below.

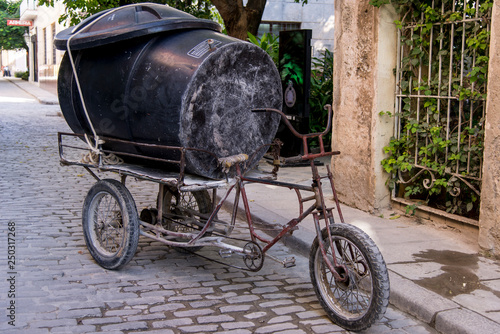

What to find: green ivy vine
left=371, top=0, right=492, bottom=219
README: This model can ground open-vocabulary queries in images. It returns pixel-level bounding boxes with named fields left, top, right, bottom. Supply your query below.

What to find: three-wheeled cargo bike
left=55, top=3, right=389, bottom=331
left=58, top=104, right=389, bottom=331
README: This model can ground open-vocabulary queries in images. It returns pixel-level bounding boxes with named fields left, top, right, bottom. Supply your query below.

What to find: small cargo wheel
left=82, top=179, right=139, bottom=270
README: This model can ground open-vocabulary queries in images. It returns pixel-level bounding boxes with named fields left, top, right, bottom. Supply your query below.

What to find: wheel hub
left=335, top=266, right=356, bottom=291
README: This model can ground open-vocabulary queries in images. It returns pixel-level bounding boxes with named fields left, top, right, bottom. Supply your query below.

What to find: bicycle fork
left=311, top=163, right=349, bottom=283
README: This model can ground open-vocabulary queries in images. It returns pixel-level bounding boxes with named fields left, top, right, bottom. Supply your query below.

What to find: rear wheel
left=82, top=179, right=139, bottom=270
left=309, top=223, right=390, bottom=331
left=160, top=187, right=213, bottom=251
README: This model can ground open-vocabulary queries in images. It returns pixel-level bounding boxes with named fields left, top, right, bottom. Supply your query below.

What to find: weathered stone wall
left=479, top=2, right=500, bottom=257
left=373, top=5, right=398, bottom=211
left=331, top=0, right=396, bottom=213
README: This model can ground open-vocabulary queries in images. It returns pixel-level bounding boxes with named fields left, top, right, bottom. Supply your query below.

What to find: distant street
left=0, top=77, right=436, bottom=333
left=0, top=78, right=38, bottom=103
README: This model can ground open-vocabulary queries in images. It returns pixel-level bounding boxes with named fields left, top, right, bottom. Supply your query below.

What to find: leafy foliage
left=38, top=0, right=215, bottom=26
left=247, top=32, right=279, bottom=65
left=0, top=0, right=28, bottom=50
left=14, top=70, right=28, bottom=80
left=39, top=0, right=310, bottom=39
left=374, top=0, right=491, bottom=219
left=309, top=49, right=333, bottom=147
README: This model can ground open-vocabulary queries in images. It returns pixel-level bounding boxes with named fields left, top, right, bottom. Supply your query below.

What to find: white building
left=1, top=49, right=27, bottom=75
left=19, top=0, right=67, bottom=92
left=262, top=0, right=335, bottom=57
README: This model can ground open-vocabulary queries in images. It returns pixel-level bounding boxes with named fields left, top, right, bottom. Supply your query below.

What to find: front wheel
left=82, top=179, right=139, bottom=270
left=309, top=224, right=390, bottom=331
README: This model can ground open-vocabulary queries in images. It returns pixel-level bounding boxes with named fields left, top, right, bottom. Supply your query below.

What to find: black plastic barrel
left=55, top=3, right=282, bottom=179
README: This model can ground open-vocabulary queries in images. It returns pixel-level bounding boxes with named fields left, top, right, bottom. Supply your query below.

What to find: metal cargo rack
left=58, top=131, right=276, bottom=192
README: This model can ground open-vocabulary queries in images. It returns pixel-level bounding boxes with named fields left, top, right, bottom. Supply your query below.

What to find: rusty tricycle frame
left=58, top=105, right=389, bottom=331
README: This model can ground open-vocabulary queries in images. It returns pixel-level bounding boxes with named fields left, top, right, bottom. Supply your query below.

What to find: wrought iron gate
left=390, top=0, right=491, bottom=218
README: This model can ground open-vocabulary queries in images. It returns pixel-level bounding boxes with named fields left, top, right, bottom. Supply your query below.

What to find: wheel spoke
left=82, top=180, right=139, bottom=270
left=310, top=224, right=389, bottom=331
left=89, top=192, right=125, bottom=255
left=316, top=234, right=373, bottom=317
left=161, top=188, right=212, bottom=245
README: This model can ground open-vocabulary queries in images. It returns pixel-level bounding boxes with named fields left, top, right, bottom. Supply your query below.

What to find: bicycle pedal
left=288, top=225, right=299, bottom=235
left=283, top=257, right=296, bottom=268
left=219, top=249, right=233, bottom=258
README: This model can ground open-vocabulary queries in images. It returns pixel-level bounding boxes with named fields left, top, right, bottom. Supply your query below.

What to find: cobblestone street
left=0, top=81, right=437, bottom=333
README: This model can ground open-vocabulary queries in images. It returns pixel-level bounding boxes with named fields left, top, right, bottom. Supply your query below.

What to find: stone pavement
left=1, top=77, right=499, bottom=333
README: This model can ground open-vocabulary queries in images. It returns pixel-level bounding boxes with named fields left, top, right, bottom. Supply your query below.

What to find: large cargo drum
left=55, top=3, right=282, bottom=179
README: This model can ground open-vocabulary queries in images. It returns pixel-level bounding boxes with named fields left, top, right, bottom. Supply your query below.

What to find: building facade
left=19, top=0, right=67, bottom=92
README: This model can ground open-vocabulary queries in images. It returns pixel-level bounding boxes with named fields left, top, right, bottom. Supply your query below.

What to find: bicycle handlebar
left=252, top=104, right=333, bottom=140
left=252, top=105, right=336, bottom=163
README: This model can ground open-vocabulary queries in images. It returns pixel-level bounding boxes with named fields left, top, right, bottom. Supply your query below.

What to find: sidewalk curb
left=6, top=77, right=59, bottom=105
left=391, top=271, right=500, bottom=333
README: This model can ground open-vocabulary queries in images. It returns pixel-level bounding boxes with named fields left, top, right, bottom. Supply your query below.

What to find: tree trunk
left=212, top=0, right=267, bottom=40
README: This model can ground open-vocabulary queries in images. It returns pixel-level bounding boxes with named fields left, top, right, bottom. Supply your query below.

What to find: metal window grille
left=43, top=27, right=47, bottom=65
left=258, top=21, right=301, bottom=38
left=52, top=23, right=56, bottom=65
left=393, top=0, right=490, bottom=218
